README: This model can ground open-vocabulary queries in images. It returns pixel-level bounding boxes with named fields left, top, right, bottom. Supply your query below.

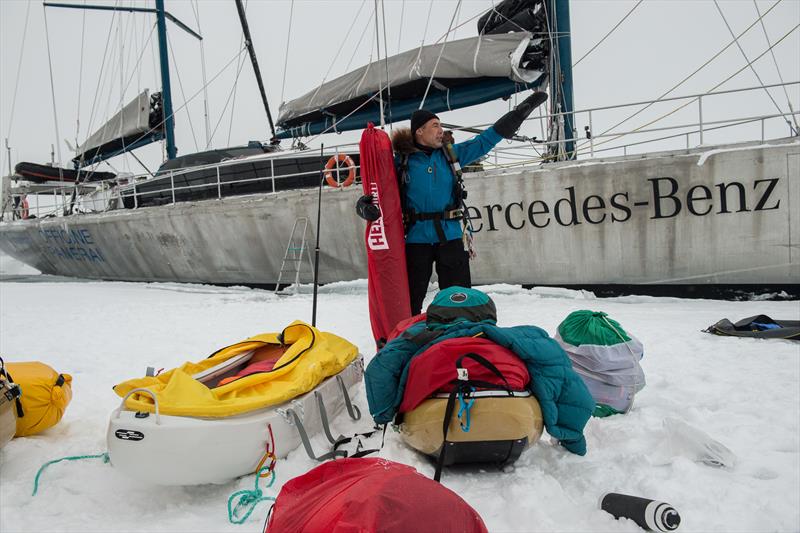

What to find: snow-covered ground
left=0, top=253, right=39, bottom=277
left=0, top=254, right=798, bottom=533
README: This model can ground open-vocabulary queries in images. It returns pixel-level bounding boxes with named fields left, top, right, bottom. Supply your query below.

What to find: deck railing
left=486, top=81, right=800, bottom=165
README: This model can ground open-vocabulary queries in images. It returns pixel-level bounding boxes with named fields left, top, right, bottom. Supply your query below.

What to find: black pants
left=406, top=239, right=471, bottom=315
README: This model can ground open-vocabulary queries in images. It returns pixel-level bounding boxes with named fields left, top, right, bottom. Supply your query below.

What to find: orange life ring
left=324, top=154, right=356, bottom=188
left=20, top=197, right=29, bottom=220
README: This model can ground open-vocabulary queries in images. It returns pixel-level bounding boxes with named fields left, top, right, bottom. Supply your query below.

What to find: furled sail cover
left=276, top=29, right=549, bottom=138
left=73, top=90, right=165, bottom=167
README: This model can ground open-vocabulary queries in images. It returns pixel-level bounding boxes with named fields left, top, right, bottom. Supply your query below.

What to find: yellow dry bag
left=5, top=361, right=72, bottom=437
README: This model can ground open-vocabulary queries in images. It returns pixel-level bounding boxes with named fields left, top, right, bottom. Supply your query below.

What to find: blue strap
left=227, top=466, right=277, bottom=524
left=457, top=387, right=475, bottom=432
left=752, top=322, right=781, bottom=331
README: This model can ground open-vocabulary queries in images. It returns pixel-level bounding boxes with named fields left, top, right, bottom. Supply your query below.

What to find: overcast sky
left=1, top=0, right=798, bottom=174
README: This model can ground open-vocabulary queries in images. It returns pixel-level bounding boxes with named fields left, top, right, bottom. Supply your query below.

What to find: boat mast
left=234, top=0, right=277, bottom=142
left=548, top=0, right=576, bottom=160
left=155, top=0, right=177, bottom=160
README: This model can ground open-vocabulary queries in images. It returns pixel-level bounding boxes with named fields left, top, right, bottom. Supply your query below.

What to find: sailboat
left=0, top=0, right=797, bottom=294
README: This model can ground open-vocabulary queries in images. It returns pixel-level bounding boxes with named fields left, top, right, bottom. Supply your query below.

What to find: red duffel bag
left=265, top=458, right=487, bottom=533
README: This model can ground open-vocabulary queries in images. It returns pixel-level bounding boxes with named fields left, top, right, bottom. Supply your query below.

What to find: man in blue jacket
left=357, top=91, right=547, bottom=314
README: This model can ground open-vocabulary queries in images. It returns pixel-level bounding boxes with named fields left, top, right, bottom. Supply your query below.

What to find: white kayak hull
left=106, top=355, right=364, bottom=485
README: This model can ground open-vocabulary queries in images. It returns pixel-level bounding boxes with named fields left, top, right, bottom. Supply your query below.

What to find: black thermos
left=600, top=492, right=681, bottom=532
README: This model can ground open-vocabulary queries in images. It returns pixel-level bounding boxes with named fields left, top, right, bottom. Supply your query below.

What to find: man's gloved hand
left=492, top=91, right=548, bottom=139
left=355, top=194, right=381, bottom=221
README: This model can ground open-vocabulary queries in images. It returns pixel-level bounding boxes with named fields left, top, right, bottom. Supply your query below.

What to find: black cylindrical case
left=600, top=492, right=681, bottom=532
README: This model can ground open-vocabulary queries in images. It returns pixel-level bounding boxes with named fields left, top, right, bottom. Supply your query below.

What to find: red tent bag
left=265, top=458, right=487, bottom=533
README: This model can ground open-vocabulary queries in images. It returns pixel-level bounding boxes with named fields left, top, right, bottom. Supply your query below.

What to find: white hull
left=106, top=355, right=363, bottom=485
left=2, top=139, right=798, bottom=287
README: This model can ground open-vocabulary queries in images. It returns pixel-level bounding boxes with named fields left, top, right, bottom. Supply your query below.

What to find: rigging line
left=753, top=0, right=799, bottom=134
left=80, top=5, right=151, bottom=183
left=573, top=0, right=643, bottom=68
left=578, top=23, right=800, bottom=154
left=380, top=0, right=393, bottom=129
left=305, top=91, right=383, bottom=145
left=207, top=47, right=248, bottom=146
left=540, top=0, right=559, bottom=140
left=149, top=19, right=158, bottom=96
left=446, top=2, right=489, bottom=37
left=112, top=23, right=157, bottom=110
left=189, top=0, right=211, bottom=149
left=227, top=38, right=249, bottom=146
left=119, top=2, right=136, bottom=175
left=74, top=0, right=87, bottom=150
left=118, top=5, right=138, bottom=173
left=280, top=0, right=295, bottom=107
left=421, top=0, right=434, bottom=46
left=373, top=0, right=384, bottom=127
left=126, top=146, right=154, bottom=177
left=121, top=1, right=140, bottom=103
left=454, top=1, right=463, bottom=39
left=167, top=32, right=200, bottom=153
left=713, top=0, right=791, bottom=133
left=419, top=0, right=463, bottom=110
left=118, top=3, right=128, bottom=105
left=137, top=2, right=146, bottom=92
left=344, top=5, right=375, bottom=73
left=397, top=0, right=405, bottom=55
left=309, top=0, right=368, bottom=107
left=121, top=13, right=129, bottom=175
left=83, top=2, right=120, bottom=155
left=223, top=10, right=249, bottom=147
left=42, top=5, right=64, bottom=179
left=478, top=4, right=528, bottom=38
left=4, top=0, right=31, bottom=143
left=83, top=21, right=148, bottom=182
left=189, top=0, right=199, bottom=22
left=97, top=22, right=126, bottom=148
left=589, top=0, right=784, bottom=144
left=96, top=7, right=125, bottom=142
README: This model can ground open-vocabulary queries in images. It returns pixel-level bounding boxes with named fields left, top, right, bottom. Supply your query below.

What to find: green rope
left=32, top=452, right=109, bottom=496
left=227, top=466, right=277, bottom=524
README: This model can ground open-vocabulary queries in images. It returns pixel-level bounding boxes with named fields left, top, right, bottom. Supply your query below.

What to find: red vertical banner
left=359, top=124, right=412, bottom=346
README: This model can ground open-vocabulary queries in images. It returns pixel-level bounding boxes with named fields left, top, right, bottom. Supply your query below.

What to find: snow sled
left=265, top=458, right=488, bottom=533
left=366, top=287, right=594, bottom=460
left=555, top=311, right=645, bottom=416
left=398, top=337, right=544, bottom=469
left=107, top=321, right=364, bottom=485
left=704, top=315, right=800, bottom=341
left=0, top=358, right=22, bottom=448
left=3, top=361, right=72, bottom=437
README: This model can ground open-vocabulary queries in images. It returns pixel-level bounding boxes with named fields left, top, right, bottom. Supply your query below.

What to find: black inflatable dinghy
left=704, top=315, right=799, bottom=341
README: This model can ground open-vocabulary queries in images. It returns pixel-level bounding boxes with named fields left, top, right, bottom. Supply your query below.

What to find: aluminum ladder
left=275, top=217, right=314, bottom=294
